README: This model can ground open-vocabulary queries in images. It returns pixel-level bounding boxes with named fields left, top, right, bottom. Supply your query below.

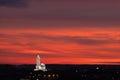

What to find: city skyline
left=0, top=0, right=120, bottom=64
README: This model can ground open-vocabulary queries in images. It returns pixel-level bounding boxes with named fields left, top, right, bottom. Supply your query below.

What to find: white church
left=34, top=55, right=47, bottom=71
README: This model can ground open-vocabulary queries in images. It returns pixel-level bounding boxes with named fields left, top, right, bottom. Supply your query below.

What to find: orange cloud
left=0, top=28, right=120, bottom=64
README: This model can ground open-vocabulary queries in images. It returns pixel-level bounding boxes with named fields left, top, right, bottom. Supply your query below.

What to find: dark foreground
left=0, top=64, right=120, bottom=80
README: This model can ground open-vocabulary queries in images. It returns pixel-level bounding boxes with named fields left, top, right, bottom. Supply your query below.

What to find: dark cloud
left=0, top=33, right=120, bottom=46
left=0, top=48, right=66, bottom=58
left=0, top=0, right=120, bottom=29
left=0, top=0, right=27, bottom=7
left=0, top=49, right=34, bottom=58
left=76, top=52, right=120, bottom=59
left=77, top=38, right=119, bottom=45
left=23, top=33, right=120, bottom=45
left=100, top=62, right=120, bottom=64
left=0, top=19, right=120, bottom=29
left=97, top=48, right=120, bottom=53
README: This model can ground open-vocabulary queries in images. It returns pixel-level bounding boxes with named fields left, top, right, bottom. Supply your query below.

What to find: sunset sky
left=0, top=0, right=120, bottom=64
